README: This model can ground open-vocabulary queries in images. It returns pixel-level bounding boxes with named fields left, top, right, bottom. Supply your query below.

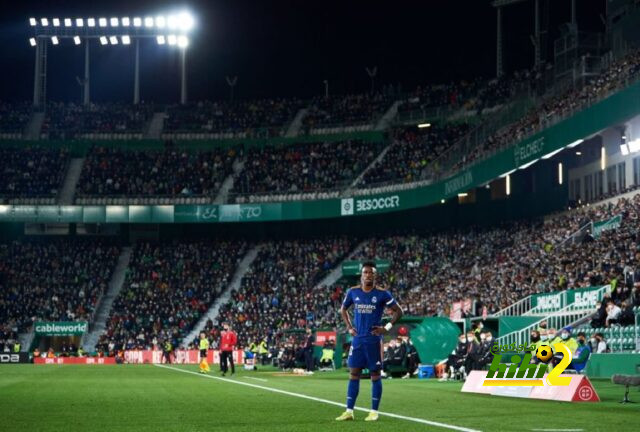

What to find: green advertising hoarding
left=592, top=214, right=622, bottom=238
left=530, top=286, right=609, bottom=313
left=34, top=321, right=88, bottom=336
left=2, top=80, right=640, bottom=224
left=341, top=260, right=391, bottom=276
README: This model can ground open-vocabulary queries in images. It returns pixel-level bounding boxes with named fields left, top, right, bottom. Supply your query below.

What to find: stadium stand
left=75, top=146, right=239, bottom=203
left=359, top=124, right=470, bottom=186
left=445, top=49, right=640, bottom=176
left=163, top=98, right=304, bottom=138
left=215, top=237, right=355, bottom=348
left=0, top=146, right=69, bottom=204
left=42, top=102, right=155, bottom=139
left=0, top=101, right=32, bottom=137
left=230, top=140, right=385, bottom=202
left=98, top=240, right=246, bottom=351
left=0, top=239, right=121, bottom=333
left=302, top=93, right=395, bottom=133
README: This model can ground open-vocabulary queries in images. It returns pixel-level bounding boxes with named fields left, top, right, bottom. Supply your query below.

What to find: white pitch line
left=531, top=429, right=584, bottom=431
left=155, top=364, right=481, bottom=432
left=244, top=376, right=268, bottom=382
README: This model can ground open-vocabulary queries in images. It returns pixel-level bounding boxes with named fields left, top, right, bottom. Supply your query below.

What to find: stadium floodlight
left=41, top=18, right=49, bottom=26
left=87, top=18, right=95, bottom=27
left=167, top=15, right=178, bottom=29
left=29, top=38, right=36, bottom=46
left=417, top=123, right=431, bottom=128
left=177, top=12, right=194, bottom=31
left=156, top=16, right=166, bottom=28
left=440, top=199, right=445, bottom=204
left=122, top=17, right=130, bottom=27
left=167, top=34, right=177, bottom=45
left=177, top=35, right=189, bottom=48
left=73, top=36, right=81, bottom=45
left=52, top=18, right=60, bottom=27
left=122, top=35, right=131, bottom=45
left=144, top=17, right=154, bottom=28
left=601, top=146, right=606, bottom=170
left=109, top=36, right=118, bottom=45
left=76, top=18, right=84, bottom=27
left=110, top=17, right=119, bottom=27
left=64, top=18, right=72, bottom=27
left=51, top=36, right=59, bottom=45
left=457, top=193, right=468, bottom=198
left=99, top=18, right=107, bottom=27
left=133, top=17, right=142, bottom=27
left=156, top=35, right=166, bottom=45
left=506, top=175, right=511, bottom=195
left=99, top=36, right=108, bottom=45
left=30, top=18, right=37, bottom=26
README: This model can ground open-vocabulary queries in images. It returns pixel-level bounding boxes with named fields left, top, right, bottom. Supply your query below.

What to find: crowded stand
left=42, top=102, right=155, bottom=139
left=75, top=146, right=238, bottom=203
left=397, top=70, right=532, bottom=120
left=0, top=101, right=32, bottom=136
left=359, top=124, right=470, bottom=186
left=230, top=140, right=384, bottom=200
left=0, top=146, right=69, bottom=203
left=302, top=93, right=394, bottom=133
left=98, top=240, right=246, bottom=352
left=0, top=239, right=121, bottom=333
left=163, top=98, right=304, bottom=138
left=215, top=237, right=355, bottom=348
left=445, top=50, right=640, bottom=176
left=346, top=194, right=640, bottom=320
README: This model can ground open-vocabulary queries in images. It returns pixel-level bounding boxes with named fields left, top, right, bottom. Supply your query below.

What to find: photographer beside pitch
left=336, top=262, right=403, bottom=422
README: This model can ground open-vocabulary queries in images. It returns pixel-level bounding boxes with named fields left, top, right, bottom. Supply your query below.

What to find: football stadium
left=2, top=1, right=640, bottom=431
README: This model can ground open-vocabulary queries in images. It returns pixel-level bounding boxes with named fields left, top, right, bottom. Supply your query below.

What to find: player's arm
left=372, top=299, right=403, bottom=336
left=340, top=290, right=357, bottom=337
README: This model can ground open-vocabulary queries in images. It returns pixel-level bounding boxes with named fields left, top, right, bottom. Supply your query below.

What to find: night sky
left=0, top=0, right=607, bottom=104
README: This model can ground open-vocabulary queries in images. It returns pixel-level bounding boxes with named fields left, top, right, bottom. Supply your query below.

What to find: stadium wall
left=586, top=353, right=640, bottom=378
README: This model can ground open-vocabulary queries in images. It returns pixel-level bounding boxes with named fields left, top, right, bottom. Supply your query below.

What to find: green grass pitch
left=0, top=364, right=637, bottom=431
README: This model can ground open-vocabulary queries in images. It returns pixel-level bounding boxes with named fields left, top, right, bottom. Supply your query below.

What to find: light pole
left=28, top=12, right=196, bottom=108
left=226, top=76, right=237, bottom=102
left=365, top=66, right=377, bottom=93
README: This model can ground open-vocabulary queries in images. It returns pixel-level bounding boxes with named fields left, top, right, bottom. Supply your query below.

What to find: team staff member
left=220, top=323, right=237, bottom=376
left=199, top=332, right=210, bottom=374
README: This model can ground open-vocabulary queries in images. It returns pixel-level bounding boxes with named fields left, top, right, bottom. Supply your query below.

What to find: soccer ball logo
left=536, top=345, right=553, bottom=363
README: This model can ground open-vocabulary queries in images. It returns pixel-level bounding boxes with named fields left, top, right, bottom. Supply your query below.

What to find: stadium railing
left=496, top=303, right=599, bottom=347
left=491, top=295, right=534, bottom=317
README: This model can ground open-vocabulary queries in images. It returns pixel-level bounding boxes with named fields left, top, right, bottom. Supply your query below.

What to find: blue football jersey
left=342, top=286, right=396, bottom=346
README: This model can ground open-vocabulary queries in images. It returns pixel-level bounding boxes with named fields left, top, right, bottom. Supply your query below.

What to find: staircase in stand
left=81, top=247, right=133, bottom=352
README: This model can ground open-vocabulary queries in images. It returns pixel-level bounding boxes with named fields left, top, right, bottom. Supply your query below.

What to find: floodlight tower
left=28, top=11, right=195, bottom=108
left=492, top=0, right=562, bottom=77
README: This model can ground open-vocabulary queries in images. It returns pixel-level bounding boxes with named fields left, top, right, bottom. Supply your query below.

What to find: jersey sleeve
left=342, top=290, right=353, bottom=308
left=383, top=290, right=396, bottom=307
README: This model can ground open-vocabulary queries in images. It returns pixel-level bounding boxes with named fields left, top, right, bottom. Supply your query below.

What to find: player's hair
left=361, top=261, right=377, bottom=273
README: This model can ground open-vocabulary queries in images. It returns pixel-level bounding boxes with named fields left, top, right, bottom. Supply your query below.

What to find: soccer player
left=199, top=332, right=210, bottom=374
left=335, top=261, right=403, bottom=422
left=220, top=322, right=237, bottom=376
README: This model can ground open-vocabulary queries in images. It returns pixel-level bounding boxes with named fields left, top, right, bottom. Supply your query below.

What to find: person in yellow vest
left=199, top=332, right=210, bottom=374
left=549, top=326, right=578, bottom=369
left=13, top=342, right=21, bottom=353
left=258, top=339, right=268, bottom=366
